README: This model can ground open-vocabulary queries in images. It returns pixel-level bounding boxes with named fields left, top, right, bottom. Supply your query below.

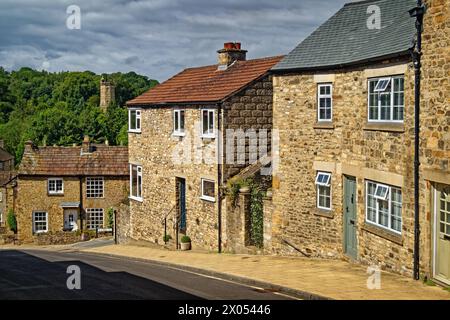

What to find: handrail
left=162, top=204, right=176, bottom=247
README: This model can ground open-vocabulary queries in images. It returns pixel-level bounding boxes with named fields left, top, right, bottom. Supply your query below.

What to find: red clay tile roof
left=19, top=144, right=129, bottom=176
left=0, top=148, right=13, bottom=161
left=127, top=56, right=284, bottom=105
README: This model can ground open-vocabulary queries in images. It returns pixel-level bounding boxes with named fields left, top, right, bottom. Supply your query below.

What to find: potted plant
left=163, top=234, right=172, bottom=243
left=180, top=235, right=191, bottom=251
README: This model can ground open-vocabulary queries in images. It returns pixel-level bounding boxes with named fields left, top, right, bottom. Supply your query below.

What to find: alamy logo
left=367, top=5, right=381, bottom=30
left=66, top=265, right=81, bottom=290
left=66, top=5, right=81, bottom=30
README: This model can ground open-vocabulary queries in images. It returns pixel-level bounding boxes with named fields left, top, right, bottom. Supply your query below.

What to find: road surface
left=0, top=249, right=294, bottom=300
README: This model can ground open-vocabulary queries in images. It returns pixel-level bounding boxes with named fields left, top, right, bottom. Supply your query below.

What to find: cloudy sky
left=0, top=0, right=350, bottom=82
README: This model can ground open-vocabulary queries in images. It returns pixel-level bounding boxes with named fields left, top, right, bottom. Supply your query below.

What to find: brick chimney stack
left=217, top=42, right=247, bottom=70
left=24, top=140, right=36, bottom=153
left=82, top=135, right=91, bottom=154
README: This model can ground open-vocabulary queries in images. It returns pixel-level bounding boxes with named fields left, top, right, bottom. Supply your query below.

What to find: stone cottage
left=269, top=0, right=449, bottom=284
left=15, top=137, right=129, bottom=244
left=126, top=42, right=282, bottom=251
left=0, top=141, right=16, bottom=231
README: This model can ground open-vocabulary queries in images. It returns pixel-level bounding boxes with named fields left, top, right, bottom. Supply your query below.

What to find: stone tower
left=99, top=76, right=115, bottom=111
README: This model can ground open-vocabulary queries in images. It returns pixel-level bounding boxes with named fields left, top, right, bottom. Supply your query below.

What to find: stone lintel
left=313, top=73, right=335, bottom=83
left=422, top=168, right=450, bottom=185
left=364, top=63, right=408, bottom=79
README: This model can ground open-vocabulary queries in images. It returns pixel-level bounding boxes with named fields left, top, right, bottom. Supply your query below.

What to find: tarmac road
left=0, top=249, right=295, bottom=300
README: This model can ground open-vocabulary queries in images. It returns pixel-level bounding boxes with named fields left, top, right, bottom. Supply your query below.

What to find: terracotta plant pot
left=180, top=242, right=191, bottom=251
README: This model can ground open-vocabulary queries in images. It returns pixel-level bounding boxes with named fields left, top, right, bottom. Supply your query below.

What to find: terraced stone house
left=269, top=0, right=449, bottom=284
left=0, top=141, right=16, bottom=231
left=15, top=137, right=129, bottom=243
left=126, top=43, right=282, bottom=251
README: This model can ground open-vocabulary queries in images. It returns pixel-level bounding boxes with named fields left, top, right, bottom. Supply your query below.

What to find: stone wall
left=116, top=203, right=131, bottom=244
left=420, top=0, right=450, bottom=277
left=271, top=57, right=426, bottom=275
left=222, top=75, right=274, bottom=180
left=15, top=175, right=128, bottom=243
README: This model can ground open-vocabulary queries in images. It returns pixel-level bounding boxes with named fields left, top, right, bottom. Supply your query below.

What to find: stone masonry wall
left=271, top=57, right=426, bottom=276
left=222, top=75, right=274, bottom=180
left=15, top=176, right=128, bottom=243
left=420, top=0, right=450, bottom=277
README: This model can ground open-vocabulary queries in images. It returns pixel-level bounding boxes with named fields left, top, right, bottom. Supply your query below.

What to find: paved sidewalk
left=80, top=244, right=450, bottom=300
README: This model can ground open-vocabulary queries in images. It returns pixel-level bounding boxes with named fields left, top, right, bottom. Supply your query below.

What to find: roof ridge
left=344, top=0, right=386, bottom=7
left=183, top=54, right=285, bottom=72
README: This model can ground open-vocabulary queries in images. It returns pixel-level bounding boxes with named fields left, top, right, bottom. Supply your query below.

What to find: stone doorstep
left=77, top=249, right=329, bottom=300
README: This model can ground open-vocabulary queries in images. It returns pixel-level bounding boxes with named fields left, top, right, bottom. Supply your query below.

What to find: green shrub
left=163, top=234, right=172, bottom=242
left=107, top=208, right=114, bottom=229
left=7, top=209, right=17, bottom=234
left=180, top=235, right=191, bottom=243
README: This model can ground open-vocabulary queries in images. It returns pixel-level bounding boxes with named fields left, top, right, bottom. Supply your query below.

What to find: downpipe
left=409, top=0, right=426, bottom=281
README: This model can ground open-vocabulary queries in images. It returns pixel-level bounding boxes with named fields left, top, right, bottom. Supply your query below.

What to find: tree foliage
left=0, top=67, right=157, bottom=164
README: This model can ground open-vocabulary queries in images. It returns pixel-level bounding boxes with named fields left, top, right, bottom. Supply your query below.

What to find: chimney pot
left=217, top=42, right=247, bottom=69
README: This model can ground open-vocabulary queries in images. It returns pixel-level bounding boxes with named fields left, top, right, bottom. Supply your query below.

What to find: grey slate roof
left=273, top=0, right=416, bottom=72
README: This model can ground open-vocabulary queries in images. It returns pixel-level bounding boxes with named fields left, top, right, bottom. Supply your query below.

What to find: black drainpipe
left=409, top=0, right=426, bottom=281
left=79, top=176, right=84, bottom=231
left=217, top=102, right=223, bottom=253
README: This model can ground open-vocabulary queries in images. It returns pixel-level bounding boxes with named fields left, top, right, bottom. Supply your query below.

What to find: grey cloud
left=0, top=0, right=349, bottom=81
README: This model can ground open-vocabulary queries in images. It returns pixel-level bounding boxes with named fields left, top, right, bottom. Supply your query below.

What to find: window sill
left=201, top=135, right=216, bottom=140
left=47, top=193, right=64, bottom=197
left=362, top=222, right=403, bottom=245
left=128, top=130, right=142, bottom=134
left=173, top=132, right=186, bottom=137
left=200, top=196, right=216, bottom=203
left=313, top=208, right=334, bottom=218
left=313, top=122, right=335, bottom=130
left=363, top=122, right=404, bottom=133
left=129, top=196, right=143, bottom=203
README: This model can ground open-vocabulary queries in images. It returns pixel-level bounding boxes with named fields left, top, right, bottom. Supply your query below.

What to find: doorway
left=343, top=175, right=357, bottom=259
left=433, top=184, right=450, bottom=285
left=176, top=178, right=186, bottom=233
left=64, top=209, right=78, bottom=231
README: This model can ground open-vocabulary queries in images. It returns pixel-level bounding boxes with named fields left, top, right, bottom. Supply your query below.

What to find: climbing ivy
left=249, top=184, right=264, bottom=248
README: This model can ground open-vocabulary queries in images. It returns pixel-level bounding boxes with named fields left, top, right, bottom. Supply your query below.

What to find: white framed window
left=315, top=171, right=331, bottom=210
left=201, top=109, right=215, bottom=138
left=173, top=109, right=185, bottom=136
left=130, top=164, right=143, bottom=201
left=86, top=208, right=104, bottom=230
left=201, top=179, right=215, bottom=202
left=366, top=181, right=402, bottom=234
left=48, top=178, right=64, bottom=195
left=129, top=108, right=141, bottom=133
left=317, top=84, right=332, bottom=121
left=33, top=211, right=48, bottom=234
left=368, top=76, right=404, bottom=122
left=86, top=177, right=104, bottom=198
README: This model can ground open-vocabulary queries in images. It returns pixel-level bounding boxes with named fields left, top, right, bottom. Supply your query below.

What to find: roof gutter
left=270, top=51, right=412, bottom=75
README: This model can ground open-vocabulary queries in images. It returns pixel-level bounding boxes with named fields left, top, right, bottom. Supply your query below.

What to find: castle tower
left=99, top=76, right=115, bottom=111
